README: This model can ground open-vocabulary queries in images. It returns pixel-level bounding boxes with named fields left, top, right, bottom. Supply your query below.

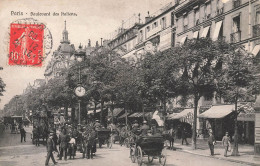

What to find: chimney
left=101, top=38, right=103, bottom=47
left=145, top=11, right=152, bottom=23
left=95, top=41, right=99, bottom=47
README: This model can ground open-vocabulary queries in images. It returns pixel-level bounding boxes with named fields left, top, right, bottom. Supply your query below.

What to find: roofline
left=138, top=5, right=176, bottom=30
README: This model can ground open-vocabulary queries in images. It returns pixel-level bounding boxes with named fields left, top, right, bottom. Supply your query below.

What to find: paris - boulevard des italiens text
left=0, top=0, right=260, bottom=166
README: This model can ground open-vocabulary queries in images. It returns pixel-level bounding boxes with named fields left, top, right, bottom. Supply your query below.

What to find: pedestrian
left=222, top=132, right=231, bottom=157
left=168, top=125, right=175, bottom=150
left=181, top=127, right=189, bottom=145
left=45, top=132, right=58, bottom=166
left=208, top=130, right=216, bottom=156
left=20, top=124, right=26, bottom=142
left=58, top=128, right=69, bottom=160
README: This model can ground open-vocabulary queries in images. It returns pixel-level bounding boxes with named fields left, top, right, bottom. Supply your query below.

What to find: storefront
left=237, top=106, right=255, bottom=145
left=199, top=104, right=236, bottom=140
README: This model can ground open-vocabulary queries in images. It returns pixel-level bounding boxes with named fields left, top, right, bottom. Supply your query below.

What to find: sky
left=0, top=0, right=174, bottom=109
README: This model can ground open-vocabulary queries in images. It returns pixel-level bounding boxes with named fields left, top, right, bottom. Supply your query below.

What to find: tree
left=0, top=67, right=6, bottom=102
left=140, top=51, right=180, bottom=124
left=174, top=38, right=230, bottom=149
left=216, top=46, right=255, bottom=156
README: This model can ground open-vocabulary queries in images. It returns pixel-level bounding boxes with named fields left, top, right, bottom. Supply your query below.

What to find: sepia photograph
left=0, top=0, right=260, bottom=165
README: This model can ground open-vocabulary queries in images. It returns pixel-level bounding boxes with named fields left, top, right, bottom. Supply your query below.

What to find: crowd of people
left=11, top=118, right=232, bottom=166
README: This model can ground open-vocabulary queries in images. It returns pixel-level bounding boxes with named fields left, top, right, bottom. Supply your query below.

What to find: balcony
left=253, top=24, right=260, bottom=38
left=233, top=0, right=241, bottom=9
left=230, top=30, right=241, bottom=43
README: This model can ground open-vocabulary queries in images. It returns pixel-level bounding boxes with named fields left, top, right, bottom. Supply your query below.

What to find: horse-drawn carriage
left=96, top=128, right=112, bottom=148
left=31, top=105, right=54, bottom=145
left=130, top=136, right=166, bottom=166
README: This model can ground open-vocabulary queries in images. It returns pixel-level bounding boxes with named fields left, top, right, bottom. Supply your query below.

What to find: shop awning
left=201, top=26, right=210, bottom=38
left=252, top=45, right=260, bottom=56
left=167, top=113, right=178, bottom=120
left=118, top=112, right=130, bottom=119
left=108, top=108, right=123, bottom=117
left=199, top=105, right=235, bottom=118
left=180, top=36, right=187, bottom=44
left=237, top=113, right=255, bottom=121
left=171, top=108, right=194, bottom=120
left=129, top=112, right=153, bottom=118
left=212, top=21, right=223, bottom=41
left=193, top=31, right=199, bottom=39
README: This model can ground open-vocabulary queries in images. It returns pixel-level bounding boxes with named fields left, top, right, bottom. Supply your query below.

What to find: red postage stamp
left=9, top=23, right=44, bottom=67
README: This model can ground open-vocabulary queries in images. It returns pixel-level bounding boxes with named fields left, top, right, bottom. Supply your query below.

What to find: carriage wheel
left=130, top=148, right=136, bottom=163
left=148, top=156, right=154, bottom=163
left=159, top=155, right=166, bottom=166
left=137, top=146, right=143, bottom=166
left=124, top=138, right=129, bottom=148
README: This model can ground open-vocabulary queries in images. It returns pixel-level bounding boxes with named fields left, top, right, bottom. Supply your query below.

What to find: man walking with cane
left=45, top=132, right=58, bottom=166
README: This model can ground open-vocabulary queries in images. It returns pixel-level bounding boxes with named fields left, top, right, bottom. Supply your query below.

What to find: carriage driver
left=140, top=121, right=150, bottom=136
left=94, top=120, right=101, bottom=131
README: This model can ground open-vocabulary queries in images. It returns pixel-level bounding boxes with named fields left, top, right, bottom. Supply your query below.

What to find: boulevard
left=0, top=126, right=251, bottom=166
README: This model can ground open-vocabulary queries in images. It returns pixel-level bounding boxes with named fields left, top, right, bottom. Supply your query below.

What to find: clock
left=74, top=86, right=86, bottom=97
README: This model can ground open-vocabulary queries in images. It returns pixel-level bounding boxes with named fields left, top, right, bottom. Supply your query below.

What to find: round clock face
left=74, top=86, right=86, bottom=97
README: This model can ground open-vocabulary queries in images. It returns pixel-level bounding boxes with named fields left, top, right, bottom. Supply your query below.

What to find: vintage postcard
left=0, top=0, right=259, bottom=166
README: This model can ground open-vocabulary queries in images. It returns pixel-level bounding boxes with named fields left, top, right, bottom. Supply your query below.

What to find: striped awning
left=199, top=105, right=235, bottom=118
left=108, top=108, right=124, bottom=117
left=171, top=108, right=194, bottom=120
left=129, top=112, right=152, bottom=118
left=118, top=112, right=130, bottom=119
left=166, top=113, right=178, bottom=120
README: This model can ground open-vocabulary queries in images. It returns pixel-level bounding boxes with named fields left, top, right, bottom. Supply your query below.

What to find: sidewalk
left=169, top=138, right=260, bottom=166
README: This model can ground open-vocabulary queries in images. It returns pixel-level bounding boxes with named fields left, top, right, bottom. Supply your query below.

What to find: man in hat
left=132, top=120, right=139, bottom=134
left=222, top=132, right=231, bottom=157
left=58, top=128, right=69, bottom=160
left=140, top=121, right=149, bottom=136
left=45, top=132, right=58, bottom=166
left=208, top=130, right=216, bottom=156
left=94, top=120, right=101, bottom=131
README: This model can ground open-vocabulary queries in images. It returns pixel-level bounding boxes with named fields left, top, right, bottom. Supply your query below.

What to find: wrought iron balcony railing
left=230, top=30, right=241, bottom=43
left=253, top=24, right=260, bottom=38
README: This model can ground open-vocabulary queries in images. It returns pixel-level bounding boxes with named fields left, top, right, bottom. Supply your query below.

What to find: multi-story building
left=44, top=21, right=76, bottom=82
left=106, top=0, right=259, bottom=142
left=174, top=0, right=259, bottom=142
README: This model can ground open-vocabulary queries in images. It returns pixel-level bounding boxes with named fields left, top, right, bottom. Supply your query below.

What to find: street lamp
left=74, top=44, right=86, bottom=125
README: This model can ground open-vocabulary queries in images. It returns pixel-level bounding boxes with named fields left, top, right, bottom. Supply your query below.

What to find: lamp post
left=74, top=44, right=86, bottom=125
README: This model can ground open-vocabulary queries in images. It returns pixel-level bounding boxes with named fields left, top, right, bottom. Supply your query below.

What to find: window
left=161, top=17, right=166, bottom=29
left=253, top=9, right=260, bottom=38
left=171, top=12, right=175, bottom=26
left=194, top=9, right=200, bottom=25
left=139, top=30, right=143, bottom=42
left=152, top=22, right=158, bottom=29
left=205, top=2, right=211, bottom=19
left=232, top=15, right=240, bottom=32
left=231, top=15, right=241, bottom=43
left=172, top=33, right=175, bottom=47
left=216, top=0, right=224, bottom=15
left=147, top=26, right=150, bottom=32
left=256, top=10, right=260, bottom=25
left=233, top=0, right=241, bottom=9
left=183, top=14, right=188, bottom=31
